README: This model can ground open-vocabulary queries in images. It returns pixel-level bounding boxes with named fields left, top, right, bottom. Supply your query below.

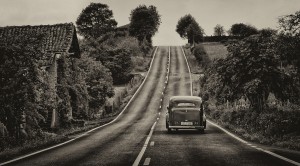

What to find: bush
left=132, top=56, right=151, bottom=72
left=77, top=53, right=114, bottom=117
left=257, top=109, right=300, bottom=137
left=206, top=105, right=300, bottom=140
left=100, top=48, right=133, bottom=84
left=192, top=44, right=211, bottom=68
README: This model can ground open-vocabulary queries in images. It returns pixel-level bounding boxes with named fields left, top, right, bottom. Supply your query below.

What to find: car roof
left=169, top=96, right=202, bottom=102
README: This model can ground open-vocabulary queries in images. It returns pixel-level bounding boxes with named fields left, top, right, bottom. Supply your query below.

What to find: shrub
left=257, top=109, right=300, bottom=137
left=77, top=53, right=114, bottom=117
left=207, top=105, right=300, bottom=139
left=192, top=44, right=211, bottom=68
left=100, top=48, right=133, bottom=84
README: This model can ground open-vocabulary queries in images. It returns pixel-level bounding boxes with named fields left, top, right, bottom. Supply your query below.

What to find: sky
left=0, top=0, right=299, bottom=46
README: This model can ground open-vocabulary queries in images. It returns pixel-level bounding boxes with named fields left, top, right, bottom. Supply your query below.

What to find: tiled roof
left=0, top=23, right=80, bottom=57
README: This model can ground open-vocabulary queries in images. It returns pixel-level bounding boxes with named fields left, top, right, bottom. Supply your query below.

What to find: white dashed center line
left=143, top=158, right=151, bottom=165
left=132, top=47, right=171, bottom=166
left=150, top=141, right=155, bottom=146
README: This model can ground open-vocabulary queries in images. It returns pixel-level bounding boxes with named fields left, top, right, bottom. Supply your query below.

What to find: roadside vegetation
left=0, top=2, right=160, bottom=159
left=183, top=11, right=300, bottom=150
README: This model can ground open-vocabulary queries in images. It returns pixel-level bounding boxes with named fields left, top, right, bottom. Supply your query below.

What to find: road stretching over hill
left=2, top=46, right=300, bottom=166
left=139, top=47, right=300, bottom=166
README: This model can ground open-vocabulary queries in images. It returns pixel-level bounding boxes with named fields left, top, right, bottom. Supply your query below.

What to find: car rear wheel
left=198, top=129, right=204, bottom=133
left=167, top=128, right=171, bottom=133
left=166, top=121, right=171, bottom=133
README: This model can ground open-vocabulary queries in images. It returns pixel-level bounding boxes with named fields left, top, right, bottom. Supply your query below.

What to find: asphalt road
left=2, top=46, right=300, bottom=166
left=140, top=46, right=299, bottom=166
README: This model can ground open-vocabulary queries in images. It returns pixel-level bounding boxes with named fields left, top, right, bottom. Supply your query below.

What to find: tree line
left=76, top=3, right=161, bottom=83
left=176, top=14, right=265, bottom=44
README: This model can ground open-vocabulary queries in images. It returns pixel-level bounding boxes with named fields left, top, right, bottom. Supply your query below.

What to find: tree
left=277, top=10, right=300, bottom=73
left=84, top=39, right=134, bottom=84
left=186, top=21, right=204, bottom=44
left=259, top=28, right=277, bottom=37
left=129, top=5, right=161, bottom=45
left=98, top=48, right=133, bottom=84
left=76, top=3, right=117, bottom=39
left=176, top=14, right=195, bottom=38
left=278, top=10, right=300, bottom=36
left=229, top=23, right=258, bottom=37
left=276, top=11, right=300, bottom=103
left=176, top=14, right=204, bottom=44
left=215, top=34, right=294, bottom=112
left=214, top=24, right=225, bottom=36
left=77, top=53, right=114, bottom=114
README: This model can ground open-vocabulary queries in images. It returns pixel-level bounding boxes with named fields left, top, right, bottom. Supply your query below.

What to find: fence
left=104, top=74, right=144, bottom=116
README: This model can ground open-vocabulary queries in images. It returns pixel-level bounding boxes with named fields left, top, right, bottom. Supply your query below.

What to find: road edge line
left=207, top=119, right=300, bottom=166
left=180, top=46, right=193, bottom=96
left=0, top=46, right=159, bottom=166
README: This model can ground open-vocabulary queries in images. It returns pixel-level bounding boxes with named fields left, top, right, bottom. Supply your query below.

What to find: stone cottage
left=0, top=23, right=82, bottom=129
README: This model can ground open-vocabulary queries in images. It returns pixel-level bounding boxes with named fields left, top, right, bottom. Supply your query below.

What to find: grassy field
left=202, top=42, right=228, bottom=60
left=184, top=48, right=203, bottom=74
left=185, top=42, right=228, bottom=96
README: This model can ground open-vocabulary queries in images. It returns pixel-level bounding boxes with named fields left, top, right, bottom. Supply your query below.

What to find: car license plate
left=181, top=122, right=193, bottom=125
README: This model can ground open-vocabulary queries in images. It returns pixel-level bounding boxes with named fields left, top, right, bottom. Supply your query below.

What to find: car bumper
left=169, top=126, right=205, bottom=129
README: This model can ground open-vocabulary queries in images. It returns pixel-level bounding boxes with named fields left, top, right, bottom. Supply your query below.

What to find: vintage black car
left=166, top=96, right=206, bottom=132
